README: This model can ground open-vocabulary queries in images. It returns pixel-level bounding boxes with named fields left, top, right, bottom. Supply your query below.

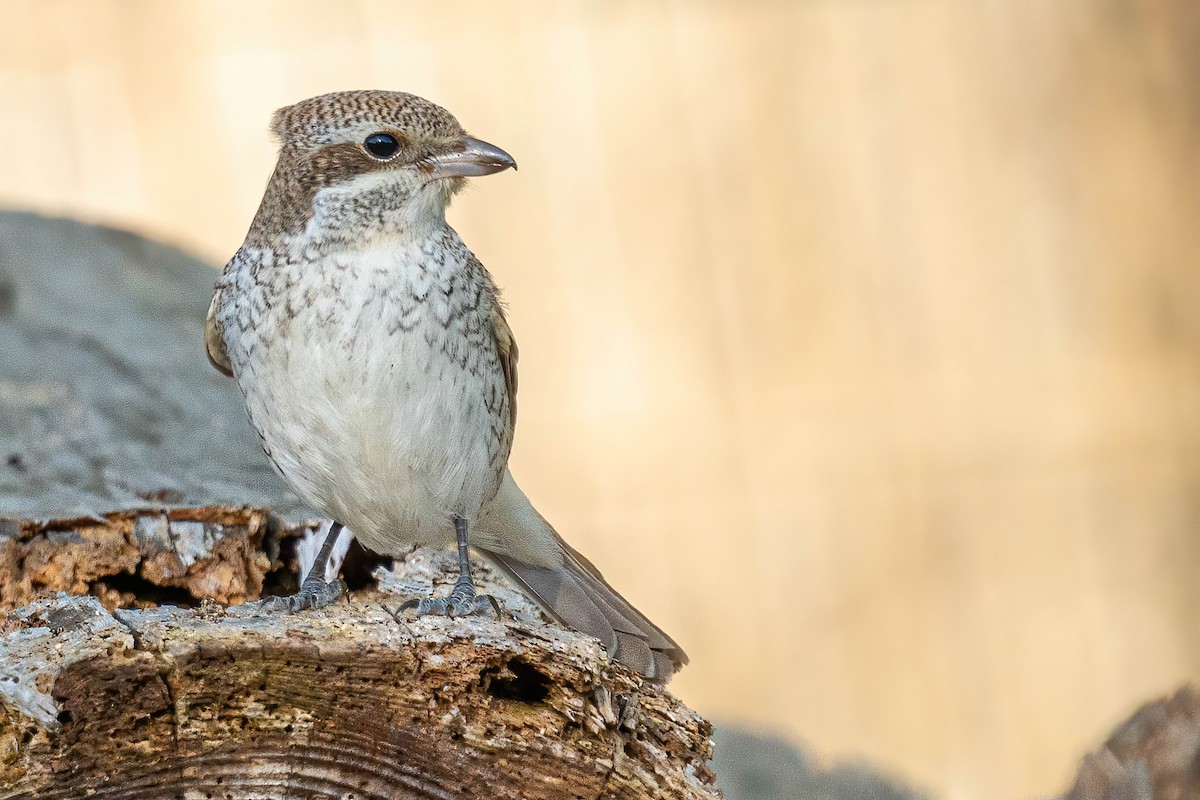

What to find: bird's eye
left=363, top=133, right=400, bottom=160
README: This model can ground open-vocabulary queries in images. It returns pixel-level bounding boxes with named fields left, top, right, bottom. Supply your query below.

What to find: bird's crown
left=244, top=90, right=515, bottom=249
left=270, top=90, right=465, bottom=151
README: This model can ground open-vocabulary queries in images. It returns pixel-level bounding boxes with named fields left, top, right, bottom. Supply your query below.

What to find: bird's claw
left=267, top=575, right=344, bottom=613
left=398, top=580, right=502, bottom=619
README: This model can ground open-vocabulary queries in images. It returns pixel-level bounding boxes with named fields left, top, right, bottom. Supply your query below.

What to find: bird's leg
left=271, top=520, right=346, bottom=612
left=445, top=516, right=502, bottom=616
left=401, top=517, right=501, bottom=618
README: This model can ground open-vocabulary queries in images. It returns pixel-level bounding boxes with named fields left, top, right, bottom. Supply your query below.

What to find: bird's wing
left=476, top=470, right=689, bottom=681
left=491, top=298, right=518, bottom=430
left=205, top=294, right=233, bottom=377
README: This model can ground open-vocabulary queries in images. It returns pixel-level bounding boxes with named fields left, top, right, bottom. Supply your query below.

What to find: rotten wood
left=0, top=509, right=718, bottom=799
left=0, top=508, right=277, bottom=612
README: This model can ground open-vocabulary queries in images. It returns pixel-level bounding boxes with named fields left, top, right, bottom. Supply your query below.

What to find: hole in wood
left=88, top=571, right=200, bottom=608
left=482, top=658, right=551, bottom=704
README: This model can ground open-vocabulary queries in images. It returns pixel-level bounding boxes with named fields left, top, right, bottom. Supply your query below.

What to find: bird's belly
left=239, top=304, right=507, bottom=552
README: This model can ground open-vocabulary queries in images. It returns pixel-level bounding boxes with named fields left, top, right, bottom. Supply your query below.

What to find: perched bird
left=206, top=90, right=687, bottom=680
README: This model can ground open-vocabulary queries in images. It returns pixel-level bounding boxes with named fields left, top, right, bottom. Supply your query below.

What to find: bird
left=205, top=90, right=687, bottom=680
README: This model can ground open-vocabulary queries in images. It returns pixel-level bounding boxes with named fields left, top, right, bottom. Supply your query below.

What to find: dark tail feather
left=482, top=540, right=688, bottom=681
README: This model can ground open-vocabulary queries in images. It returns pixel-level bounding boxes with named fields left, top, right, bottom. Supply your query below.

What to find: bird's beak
left=427, top=136, right=517, bottom=178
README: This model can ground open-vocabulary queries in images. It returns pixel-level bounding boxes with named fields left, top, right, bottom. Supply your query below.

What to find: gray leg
left=270, top=521, right=345, bottom=612
left=400, top=517, right=501, bottom=618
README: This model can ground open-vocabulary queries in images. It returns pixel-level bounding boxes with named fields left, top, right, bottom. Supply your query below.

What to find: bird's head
left=250, top=90, right=516, bottom=248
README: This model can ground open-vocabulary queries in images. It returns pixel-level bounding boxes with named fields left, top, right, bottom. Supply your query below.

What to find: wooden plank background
left=2, top=1, right=1198, bottom=798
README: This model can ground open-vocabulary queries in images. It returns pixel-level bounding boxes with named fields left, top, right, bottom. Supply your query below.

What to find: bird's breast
left=219, top=239, right=512, bottom=546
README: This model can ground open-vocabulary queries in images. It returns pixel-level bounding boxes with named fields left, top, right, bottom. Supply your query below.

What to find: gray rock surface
left=711, top=727, right=925, bottom=800
left=0, top=211, right=307, bottom=520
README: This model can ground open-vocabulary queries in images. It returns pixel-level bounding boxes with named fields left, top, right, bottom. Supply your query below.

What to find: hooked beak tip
left=429, top=136, right=517, bottom=178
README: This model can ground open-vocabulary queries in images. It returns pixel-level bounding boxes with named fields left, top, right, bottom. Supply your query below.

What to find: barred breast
left=215, top=230, right=513, bottom=552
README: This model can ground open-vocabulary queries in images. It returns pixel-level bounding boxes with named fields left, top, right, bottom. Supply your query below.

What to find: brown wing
left=490, top=300, right=518, bottom=430
left=205, top=294, right=233, bottom=377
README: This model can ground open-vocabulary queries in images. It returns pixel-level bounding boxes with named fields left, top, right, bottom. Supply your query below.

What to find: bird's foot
left=399, top=577, right=502, bottom=618
left=267, top=574, right=344, bottom=613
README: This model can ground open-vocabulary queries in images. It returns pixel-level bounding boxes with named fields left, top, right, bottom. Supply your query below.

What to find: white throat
left=301, top=172, right=452, bottom=250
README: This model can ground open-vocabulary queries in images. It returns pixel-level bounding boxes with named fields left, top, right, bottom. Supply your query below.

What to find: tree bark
left=0, top=509, right=718, bottom=799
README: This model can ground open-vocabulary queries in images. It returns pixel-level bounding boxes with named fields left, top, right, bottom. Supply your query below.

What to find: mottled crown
left=270, top=90, right=465, bottom=150
left=245, top=90, right=473, bottom=246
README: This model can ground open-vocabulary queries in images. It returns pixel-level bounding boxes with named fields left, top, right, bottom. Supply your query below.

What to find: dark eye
left=364, top=133, right=400, bottom=160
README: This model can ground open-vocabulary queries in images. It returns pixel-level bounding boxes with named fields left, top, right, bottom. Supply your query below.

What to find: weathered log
left=0, top=510, right=718, bottom=799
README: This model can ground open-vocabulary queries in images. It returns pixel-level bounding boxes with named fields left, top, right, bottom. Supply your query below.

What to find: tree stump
left=0, top=508, right=718, bottom=799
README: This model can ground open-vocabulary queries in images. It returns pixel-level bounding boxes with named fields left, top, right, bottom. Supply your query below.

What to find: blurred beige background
left=3, top=1, right=1199, bottom=798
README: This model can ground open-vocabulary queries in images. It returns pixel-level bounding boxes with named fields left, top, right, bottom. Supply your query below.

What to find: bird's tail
left=475, top=471, right=688, bottom=681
